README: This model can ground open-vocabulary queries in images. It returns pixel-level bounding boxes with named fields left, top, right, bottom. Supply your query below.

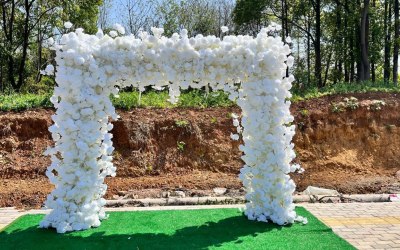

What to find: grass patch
left=112, top=89, right=233, bottom=109
left=0, top=89, right=234, bottom=111
left=0, top=207, right=354, bottom=250
left=1, top=81, right=399, bottom=111
left=291, top=81, right=400, bottom=102
left=0, top=93, right=52, bottom=112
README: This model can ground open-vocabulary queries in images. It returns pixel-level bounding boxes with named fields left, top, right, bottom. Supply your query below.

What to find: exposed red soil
left=0, top=92, right=399, bottom=208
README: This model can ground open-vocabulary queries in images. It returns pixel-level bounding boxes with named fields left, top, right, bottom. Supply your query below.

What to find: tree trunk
left=393, top=0, right=399, bottom=85
left=335, top=0, right=342, bottom=83
left=360, top=0, right=370, bottom=81
left=0, top=63, right=2, bottom=92
left=350, top=28, right=355, bottom=81
left=281, top=0, right=285, bottom=39
left=284, top=0, right=289, bottom=36
left=2, top=1, right=17, bottom=90
left=313, top=0, right=322, bottom=87
left=6, top=56, right=16, bottom=90
left=344, top=0, right=350, bottom=82
left=283, top=0, right=289, bottom=77
left=15, top=0, right=33, bottom=91
left=307, top=14, right=311, bottom=86
left=384, top=0, right=391, bottom=83
left=371, top=62, right=376, bottom=82
left=324, top=51, right=333, bottom=86
left=370, top=0, right=376, bottom=83
left=36, top=2, right=43, bottom=83
left=350, top=1, right=356, bottom=82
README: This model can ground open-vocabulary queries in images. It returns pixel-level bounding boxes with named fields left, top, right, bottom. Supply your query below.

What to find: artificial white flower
left=64, top=22, right=73, bottom=29
left=151, top=27, right=164, bottom=38
left=40, top=64, right=54, bottom=75
left=230, top=133, right=239, bottom=141
left=221, top=26, right=229, bottom=33
left=113, top=23, right=125, bottom=35
left=45, top=37, right=54, bottom=48
left=109, top=30, right=118, bottom=38
left=287, top=56, right=295, bottom=67
left=233, top=118, right=240, bottom=127
left=96, top=29, right=104, bottom=38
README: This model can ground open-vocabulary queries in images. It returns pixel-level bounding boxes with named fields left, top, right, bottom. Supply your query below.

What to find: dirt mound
left=291, top=92, right=400, bottom=194
left=0, top=92, right=399, bottom=208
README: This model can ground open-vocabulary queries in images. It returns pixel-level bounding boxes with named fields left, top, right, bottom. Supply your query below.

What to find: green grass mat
left=0, top=207, right=354, bottom=250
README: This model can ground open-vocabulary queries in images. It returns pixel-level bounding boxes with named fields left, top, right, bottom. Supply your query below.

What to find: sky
left=107, top=0, right=162, bottom=26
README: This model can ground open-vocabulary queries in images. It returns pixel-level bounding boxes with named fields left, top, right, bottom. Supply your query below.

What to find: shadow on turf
left=0, top=215, right=287, bottom=249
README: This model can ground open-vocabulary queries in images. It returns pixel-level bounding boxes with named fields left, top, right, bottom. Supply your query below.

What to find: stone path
left=1, top=203, right=399, bottom=249
left=302, top=203, right=400, bottom=250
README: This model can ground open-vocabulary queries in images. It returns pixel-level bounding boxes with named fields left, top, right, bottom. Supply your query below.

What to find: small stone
left=162, top=191, right=170, bottom=198
left=213, top=188, right=227, bottom=195
left=125, top=193, right=138, bottom=199
left=171, top=191, right=185, bottom=198
left=396, top=170, right=400, bottom=180
left=117, top=191, right=128, bottom=196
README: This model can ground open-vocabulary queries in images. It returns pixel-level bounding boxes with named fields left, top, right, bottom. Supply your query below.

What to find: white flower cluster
left=237, top=78, right=307, bottom=225
left=40, top=22, right=303, bottom=233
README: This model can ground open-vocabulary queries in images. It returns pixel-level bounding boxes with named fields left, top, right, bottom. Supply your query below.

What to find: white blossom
left=45, top=37, right=55, bottom=48
left=109, top=30, right=118, bottom=37
left=64, top=22, right=73, bottom=29
left=287, top=56, right=295, bottom=68
left=221, top=26, right=229, bottom=33
left=113, top=23, right=125, bottom=35
left=40, top=64, right=54, bottom=75
left=230, top=133, right=239, bottom=141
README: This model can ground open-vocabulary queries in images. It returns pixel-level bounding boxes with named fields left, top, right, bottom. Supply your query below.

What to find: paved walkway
left=1, top=203, right=399, bottom=249
left=302, top=203, right=400, bottom=250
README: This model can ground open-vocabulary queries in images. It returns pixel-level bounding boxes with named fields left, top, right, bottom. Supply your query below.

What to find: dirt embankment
left=0, top=92, right=399, bottom=208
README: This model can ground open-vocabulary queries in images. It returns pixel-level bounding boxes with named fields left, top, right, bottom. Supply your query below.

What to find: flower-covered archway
left=41, top=24, right=305, bottom=233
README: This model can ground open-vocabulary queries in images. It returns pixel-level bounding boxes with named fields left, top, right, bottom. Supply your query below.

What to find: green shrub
left=1, top=81, right=399, bottom=112
left=0, top=93, right=52, bottom=111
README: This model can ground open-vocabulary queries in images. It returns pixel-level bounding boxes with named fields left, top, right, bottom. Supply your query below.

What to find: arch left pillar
left=40, top=62, right=118, bottom=233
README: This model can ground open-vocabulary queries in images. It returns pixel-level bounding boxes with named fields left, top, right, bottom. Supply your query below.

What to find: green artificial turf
left=0, top=207, right=354, bottom=250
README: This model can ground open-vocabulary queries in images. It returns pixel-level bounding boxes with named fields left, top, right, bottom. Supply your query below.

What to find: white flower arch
left=40, top=24, right=305, bottom=233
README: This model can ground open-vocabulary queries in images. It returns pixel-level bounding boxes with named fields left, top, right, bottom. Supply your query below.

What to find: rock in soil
left=213, top=188, right=227, bottom=195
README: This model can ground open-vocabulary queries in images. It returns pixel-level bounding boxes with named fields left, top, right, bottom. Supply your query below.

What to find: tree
left=59, top=0, right=103, bottom=34
left=311, top=0, right=322, bottom=87
left=157, top=0, right=234, bottom=37
left=360, top=0, right=370, bottom=81
left=98, top=0, right=112, bottom=30
left=0, top=0, right=57, bottom=91
left=232, top=0, right=269, bottom=36
left=120, top=0, right=157, bottom=35
left=0, top=0, right=103, bottom=92
left=384, top=0, right=392, bottom=83
left=393, top=0, right=399, bottom=85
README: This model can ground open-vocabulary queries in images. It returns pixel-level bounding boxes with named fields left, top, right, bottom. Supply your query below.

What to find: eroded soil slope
left=0, top=92, right=399, bottom=208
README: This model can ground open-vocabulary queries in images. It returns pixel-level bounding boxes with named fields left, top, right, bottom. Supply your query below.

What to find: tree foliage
left=157, top=0, right=234, bottom=37
left=232, top=0, right=400, bottom=88
left=0, top=0, right=103, bottom=92
left=2, top=0, right=400, bottom=92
